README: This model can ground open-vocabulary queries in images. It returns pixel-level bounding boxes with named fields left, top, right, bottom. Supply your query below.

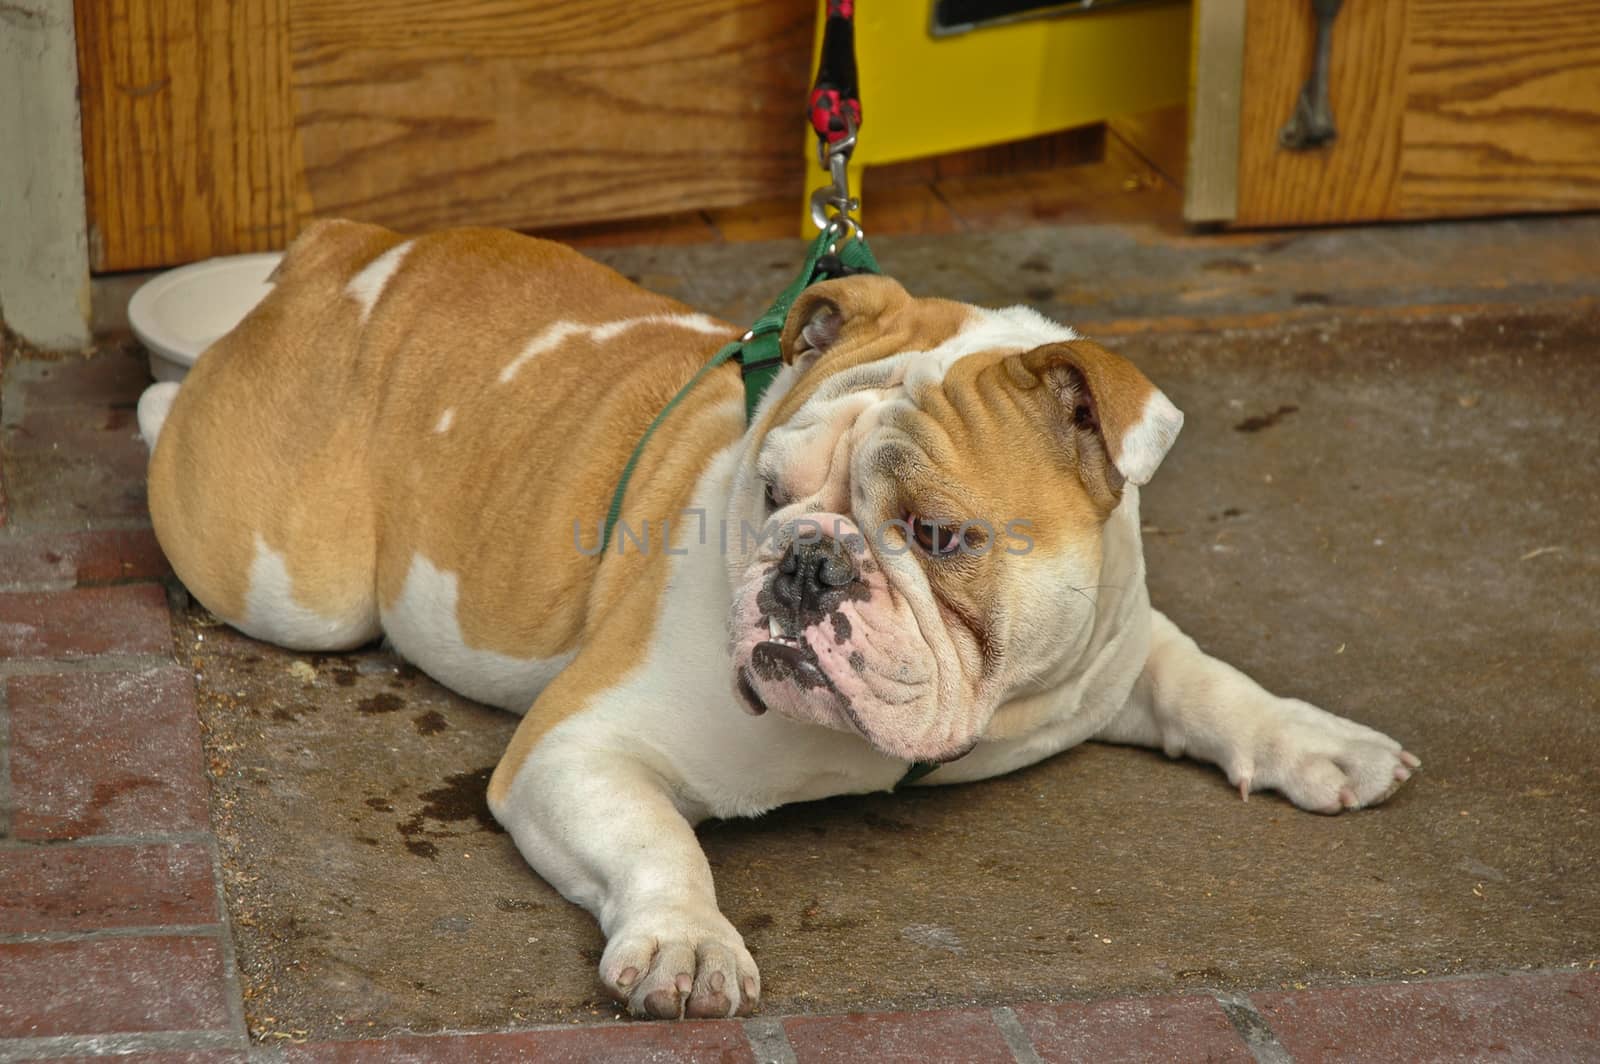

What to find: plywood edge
left=1184, top=0, right=1246, bottom=224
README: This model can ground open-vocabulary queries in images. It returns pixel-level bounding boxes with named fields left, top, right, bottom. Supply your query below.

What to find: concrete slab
left=184, top=217, right=1600, bottom=1040
left=0, top=0, right=90, bottom=351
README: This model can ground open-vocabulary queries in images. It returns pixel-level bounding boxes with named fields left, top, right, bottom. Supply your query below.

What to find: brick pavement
left=1, top=342, right=1596, bottom=1061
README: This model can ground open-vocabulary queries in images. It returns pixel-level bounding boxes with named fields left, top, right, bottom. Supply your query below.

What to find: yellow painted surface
left=804, top=0, right=1193, bottom=232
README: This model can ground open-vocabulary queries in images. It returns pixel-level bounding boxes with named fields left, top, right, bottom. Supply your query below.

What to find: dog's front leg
left=1095, top=610, right=1420, bottom=812
left=488, top=732, right=758, bottom=1019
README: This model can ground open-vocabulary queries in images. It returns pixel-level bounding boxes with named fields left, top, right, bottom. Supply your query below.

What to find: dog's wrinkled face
left=724, top=275, right=1183, bottom=763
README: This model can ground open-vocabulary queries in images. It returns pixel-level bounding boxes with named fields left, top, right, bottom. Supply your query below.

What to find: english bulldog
left=139, top=220, right=1419, bottom=1020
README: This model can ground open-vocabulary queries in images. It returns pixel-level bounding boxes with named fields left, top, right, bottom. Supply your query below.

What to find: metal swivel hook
left=809, top=114, right=862, bottom=237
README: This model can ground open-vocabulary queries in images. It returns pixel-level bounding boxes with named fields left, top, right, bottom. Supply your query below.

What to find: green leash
left=596, top=226, right=933, bottom=790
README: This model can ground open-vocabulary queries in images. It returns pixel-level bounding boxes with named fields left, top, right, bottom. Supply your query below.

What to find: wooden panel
left=1399, top=0, right=1600, bottom=215
left=1109, top=104, right=1187, bottom=188
left=865, top=125, right=1106, bottom=187
left=75, top=0, right=299, bottom=271
left=1233, top=0, right=1411, bottom=226
left=933, top=132, right=1183, bottom=230
left=1229, top=0, right=1600, bottom=227
left=289, top=0, right=816, bottom=234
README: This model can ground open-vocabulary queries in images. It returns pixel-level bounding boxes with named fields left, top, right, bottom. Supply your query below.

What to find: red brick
left=0, top=528, right=170, bottom=589
left=42, top=1055, right=247, bottom=1064
left=0, top=440, right=150, bottom=527
left=0, top=936, right=230, bottom=1037
left=0, top=842, right=216, bottom=932
left=1, top=374, right=153, bottom=527
left=783, top=1008, right=1013, bottom=1063
left=0, top=585, right=170, bottom=658
left=8, top=667, right=209, bottom=840
left=1014, top=995, right=1250, bottom=1062
left=8, top=347, right=152, bottom=407
left=282, top=1021, right=756, bottom=1063
left=1253, top=971, right=1600, bottom=1062
left=7, top=401, right=146, bottom=455
left=44, top=1055, right=247, bottom=1064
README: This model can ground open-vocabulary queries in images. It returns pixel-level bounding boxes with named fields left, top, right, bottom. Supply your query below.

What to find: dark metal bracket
left=1279, top=0, right=1344, bottom=150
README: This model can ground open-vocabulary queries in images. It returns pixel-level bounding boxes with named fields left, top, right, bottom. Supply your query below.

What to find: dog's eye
left=907, top=514, right=965, bottom=557
left=764, top=480, right=786, bottom=512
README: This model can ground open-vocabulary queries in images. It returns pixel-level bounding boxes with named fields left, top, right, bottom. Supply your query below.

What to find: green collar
left=601, top=228, right=879, bottom=550
left=596, top=228, right=933, bottom=789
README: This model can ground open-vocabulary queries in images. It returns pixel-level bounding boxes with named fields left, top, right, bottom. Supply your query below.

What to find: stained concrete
left=182, top=217, right=1600, bottom=1041
left=595, top=214, right=1600, bottom=335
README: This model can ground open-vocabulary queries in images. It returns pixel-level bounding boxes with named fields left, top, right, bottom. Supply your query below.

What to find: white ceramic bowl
left=129, top=252, right=284, bottom=381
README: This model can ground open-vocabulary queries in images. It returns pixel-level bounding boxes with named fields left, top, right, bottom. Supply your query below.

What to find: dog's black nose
left=773, top=536, right=858, bottom=615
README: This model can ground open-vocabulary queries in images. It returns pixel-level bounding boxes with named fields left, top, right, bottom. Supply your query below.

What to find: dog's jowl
left=140, top=221, right=1418, bottom=1020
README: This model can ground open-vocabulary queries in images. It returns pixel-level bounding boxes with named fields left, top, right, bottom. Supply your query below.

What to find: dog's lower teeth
left=765, top=618, right=802, bottom=645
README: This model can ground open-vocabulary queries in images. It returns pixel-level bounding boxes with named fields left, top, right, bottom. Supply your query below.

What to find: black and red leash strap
left=808, top=0, right=863, bottom=148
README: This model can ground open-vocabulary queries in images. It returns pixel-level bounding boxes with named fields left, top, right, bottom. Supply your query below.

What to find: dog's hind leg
left=138, top=381, right=182, bottom=449
left=144, top=222, right=405, bottom=651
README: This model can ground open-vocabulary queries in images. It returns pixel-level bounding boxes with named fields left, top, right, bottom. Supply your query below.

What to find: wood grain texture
left=75, top=0, right=298, bottom=271
left=1233, top=0, right=1410, bottom=226
left=1399, top=0, right=1600, bottom=214
left=79, top=0, right=1600, bottom=263
left=289, top=0, right=816, bottom=233
left=1232, top=0, right=1600, bottom=227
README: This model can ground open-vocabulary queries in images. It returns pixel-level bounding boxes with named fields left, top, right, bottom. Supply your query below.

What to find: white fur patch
left=137, top=381, right=181, bottom=449
left=244, top=533, right=378, bottom=650
left=498, top=313, right=729, bottom=384
left=1114, top=390, right=1185, bottom=486
left=380, top=553, right=573, bottom=713
left=759, top=304, right=1077, bottom=427
left=345, top=241, right=414, bottom=324
left=434, top=407, right=456, bottom=434
left=903, top=304, right=1078, bottom=392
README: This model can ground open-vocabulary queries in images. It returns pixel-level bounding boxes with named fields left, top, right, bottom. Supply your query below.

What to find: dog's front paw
left=1237, top=699, right=1420, bottom=814
left=601, top=907, right=760, bottom=1019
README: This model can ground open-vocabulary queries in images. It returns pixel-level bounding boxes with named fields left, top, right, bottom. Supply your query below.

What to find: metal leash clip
left=809, top=113, right=862, bottom=244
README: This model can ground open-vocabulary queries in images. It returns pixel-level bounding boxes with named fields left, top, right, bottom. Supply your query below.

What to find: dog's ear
left=1009, top=339, right=1184, bottom=493
left=780, top=275, right=910, bottom=366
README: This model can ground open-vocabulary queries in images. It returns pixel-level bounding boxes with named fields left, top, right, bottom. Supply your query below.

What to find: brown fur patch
left=1014, top=340, right=1162, bottom=490
left=760, top=277, right=970, bottom=439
